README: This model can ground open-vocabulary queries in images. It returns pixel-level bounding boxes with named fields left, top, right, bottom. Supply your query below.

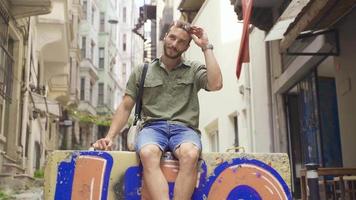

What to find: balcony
left=78, top=100, right=96, bottom=116
left=79, top=59, right=99, bottom=81
left=36, top=0, right=72, bottom=104
left=9, top=0, right=52, bottom=18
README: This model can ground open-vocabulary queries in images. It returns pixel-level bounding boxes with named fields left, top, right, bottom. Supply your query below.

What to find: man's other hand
left=92, top=138, right=113, bottom=151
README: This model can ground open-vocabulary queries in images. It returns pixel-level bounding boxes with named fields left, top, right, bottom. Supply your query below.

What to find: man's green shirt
left=125, top=58, right=208, bottom=131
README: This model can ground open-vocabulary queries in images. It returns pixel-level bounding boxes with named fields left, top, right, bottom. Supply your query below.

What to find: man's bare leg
left=139, top=144, right=169, bottom=200
left=173, top=143, right=200, bottom=200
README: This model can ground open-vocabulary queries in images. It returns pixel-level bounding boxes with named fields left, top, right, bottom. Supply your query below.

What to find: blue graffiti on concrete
left=124, top=161, right=208, bottom=199
left=54, top=151, right=113, bottom=200
left=124, top=158, right=291, bottom=200
left=200, top=158, right=292, bottom=200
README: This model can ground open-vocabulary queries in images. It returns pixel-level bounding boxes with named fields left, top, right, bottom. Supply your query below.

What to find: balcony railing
left=0, top=45, right=14, bottom=102
left=300, top=167, right=356, bottom=199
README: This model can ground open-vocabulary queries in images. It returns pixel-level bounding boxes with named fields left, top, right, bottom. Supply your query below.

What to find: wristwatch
left=201, top=44, right=214, bottom=52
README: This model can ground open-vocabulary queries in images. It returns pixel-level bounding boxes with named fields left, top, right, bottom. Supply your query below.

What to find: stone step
left=2, top=153, right=19, bottom=164
left=0, top=173, right=36, bottom=191
left=2, top=163, right=26, bottom=174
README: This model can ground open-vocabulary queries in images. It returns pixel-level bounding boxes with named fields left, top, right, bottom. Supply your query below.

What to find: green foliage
left=34, top=169, right=44, bottom=178
left=0, top=191, right=11, bottom=200
left=68, top=108, right=112, bottom=126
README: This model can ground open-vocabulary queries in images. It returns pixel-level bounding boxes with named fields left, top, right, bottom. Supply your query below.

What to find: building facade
left=0, top=0, right=52, bottom=183
left=116, top=0, right=144, bottom=150
left=0, top=0, right=81, bottom=188
left=77, top=0, right=99, bottom=149
left=95, top=0, right=120, bottom=148
left=231, top=0, right=356, bottom=198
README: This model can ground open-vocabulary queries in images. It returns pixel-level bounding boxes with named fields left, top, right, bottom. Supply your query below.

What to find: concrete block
left=44, top=151, right=292, bottom=199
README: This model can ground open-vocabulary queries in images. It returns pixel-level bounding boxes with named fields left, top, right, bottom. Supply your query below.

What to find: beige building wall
left=29, top=0, right=71, bottom=173
left=184, top=0, right=246, bottom=153
left=248, top=29, right=274, bottom=152
left=0, top=17, right=26, bottom=164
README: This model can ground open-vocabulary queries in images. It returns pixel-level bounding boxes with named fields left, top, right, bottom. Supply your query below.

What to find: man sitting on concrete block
left=93, top=20, right=222, bottom=200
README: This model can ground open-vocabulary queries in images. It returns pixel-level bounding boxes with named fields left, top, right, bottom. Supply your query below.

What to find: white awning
left=30, top=92, right=62, bottom=117
left=265, top=0, right=310, bottom=41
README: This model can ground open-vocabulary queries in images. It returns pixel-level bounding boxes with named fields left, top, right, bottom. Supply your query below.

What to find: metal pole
left=306, top=163, right=320, bottom=200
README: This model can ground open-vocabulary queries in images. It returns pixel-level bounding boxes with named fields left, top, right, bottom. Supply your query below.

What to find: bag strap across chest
left=134, top=63, right=148, bottom=124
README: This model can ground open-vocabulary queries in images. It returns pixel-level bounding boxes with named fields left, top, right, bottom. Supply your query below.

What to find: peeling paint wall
left=45, top=151, right=292, bottom=199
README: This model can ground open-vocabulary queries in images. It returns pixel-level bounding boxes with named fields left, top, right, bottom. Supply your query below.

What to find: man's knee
left=139, top=145, right=162, bottom=165
left=176, top=143, right=200, bottom=166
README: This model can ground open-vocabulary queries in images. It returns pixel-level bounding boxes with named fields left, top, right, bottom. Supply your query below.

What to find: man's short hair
left=167, top=20, right=192, bottom=43
left=168, top=20, right=192, bottom=34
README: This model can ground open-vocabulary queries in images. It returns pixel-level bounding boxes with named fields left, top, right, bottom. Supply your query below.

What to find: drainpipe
left=244, top=63, right=254, bottom=152
left=20, top=17, right=32, bottom=172
left=265, top=41, right=275, bottom=152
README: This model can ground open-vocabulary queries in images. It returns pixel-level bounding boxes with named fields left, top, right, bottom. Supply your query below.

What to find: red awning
left=236, top=0, right=254, bottom=79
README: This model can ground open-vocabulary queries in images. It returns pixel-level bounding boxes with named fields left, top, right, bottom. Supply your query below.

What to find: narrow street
left=1, top=0, right=356, bottom=199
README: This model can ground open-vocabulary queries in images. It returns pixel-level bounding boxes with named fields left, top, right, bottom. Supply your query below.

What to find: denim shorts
left=135, top=120, right=202, bottom=153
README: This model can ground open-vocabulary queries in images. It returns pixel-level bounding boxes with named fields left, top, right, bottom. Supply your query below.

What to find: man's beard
left=164, top=44, right=183, bottom=59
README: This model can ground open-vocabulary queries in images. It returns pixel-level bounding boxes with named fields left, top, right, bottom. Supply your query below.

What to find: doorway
left=284, top=56, right=343, bottom=198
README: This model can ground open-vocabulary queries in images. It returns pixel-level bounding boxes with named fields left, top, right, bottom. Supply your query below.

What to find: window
left=91, top=6, right=95, bottom=25
left=80, top=77, right=85, bottom=100
left=210, top=130, right=219, bottom=152
left=100, top=12, right=105, bottom=32
left=107, top=86, right=112, bottom=107
left=122, top=63, right=126, bottom=78
left=69, top=57, right=72, bottom=85
left=0, top=12, right=14, bottom=137
left=122, top=34, right=126, bottom=51
left=89, top=81, right=93, bottom=103
left=90, top=40, right=95, bottom=62
left=98, top=83, right=104, bottom=105
left=1, top=11, right=9, bottom=46
left=206, top=119, right=219, bottom=152
left=0, top=12, right=11, bottom=100
left=0, top=39, right=14, bottom=102
left=99, top=47, right=104, bottom=68
left=233, top=115, right=239, bottom=150
left=123, top=7, right=127, bottom=23
left=82, top=0, right=87, bottom=19
left=81, top=36, right=86, bottom=58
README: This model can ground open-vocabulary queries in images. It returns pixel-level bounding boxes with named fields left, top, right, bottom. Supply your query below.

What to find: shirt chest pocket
left=174, top=77, right=195, bottom=96
left=144, top=79, right=164, bottom=88
left=176, top=77, right=194, bottom=87
left=142, top=79, right=164, bottom=103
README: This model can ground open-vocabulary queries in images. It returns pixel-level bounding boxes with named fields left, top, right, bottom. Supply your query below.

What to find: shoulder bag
left=127, top=63, right=148, bottom=151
